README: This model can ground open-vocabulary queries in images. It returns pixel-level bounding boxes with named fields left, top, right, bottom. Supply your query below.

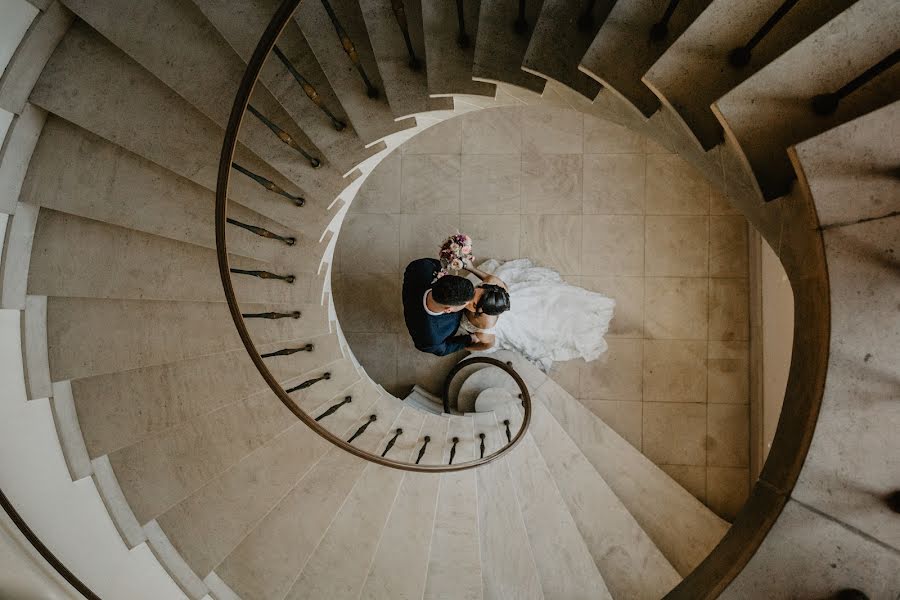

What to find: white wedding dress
left=466, top=259, right=615, bottom=370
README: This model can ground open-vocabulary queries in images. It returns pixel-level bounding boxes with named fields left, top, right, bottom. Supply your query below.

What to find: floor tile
left=709, top=278, right=749, bottom=341
left=338, top=214, right=399, bottom=274
left=548, top=359, right=580, bottom=397
left=345, top=332, right=399, bottom=392
left=707, top=403, right=749, bottom=467
left=583, top=116, right=645, bottom=154
left=578, top=338, right=642, bottom=401
left=352, top=151, right=402, bottom=214
left=401, top=154, right=461, bottom=213
left=659, top=464, right=707, bottom=503
left=460, top=214, right=520, bottom=262
left=710, top=216, right=749, bottom=277
left=520, top=214, right=582, bottom=274
left=642, top=402, right=707, bottom=466
left=399, top=214, right=461, bottom=268
left=581, top=215, right=644, bottom=276
left=461, top=107, right=522, bottom=154
left=521, top=106, right=583, bottom=154
left=461, top=154, right=521, bottom=214
left=706, top=467, right=749, bottom=521
left=581, top=399, right=642, bottom=450
left=403, top=119, right=462, bottom=155
left=646, top=154, right=709, bottom=215
left=581, top=276, right=644, bottom=338
left=645, top=216, right=709, bottom=277
left=708, top=341, right=749, bottom=404
left=333, top=272, right=403, bottom=333
left=644, top=277, right=708, bottom=339
left=521, top=154, right=583, bottom=214
left=583, top=154, right=645, bottom=215
left=643, top=339, right=707, bottom=403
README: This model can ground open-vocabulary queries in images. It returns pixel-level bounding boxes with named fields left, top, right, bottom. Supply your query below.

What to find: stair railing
left=319, top=0, right=380, bottom=98
left=215, top=0, right=530, bottom=472
left=811, top=48, right=900, bottom=116
left=727, top=0, right=800, bottom=68
left=390, top=0, right=422, bottom=70
left=454, top=0, right=471, bottom=48
left=272, top=45, right=347, bottom=131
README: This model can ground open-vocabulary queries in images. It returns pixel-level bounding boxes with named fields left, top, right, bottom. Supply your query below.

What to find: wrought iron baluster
left=226, top=217, right=296, bottom=245
left=246, top=104, right=321, bottom=168
left=260, top=343, right=314, bottom=358
left=231, top=163, right=305, bottom=206
left=577, top=0, right=596, bottom=33
left=320, top=0, right=380, bottom=98
left=503, top=419, right=511, bottom=443
left=348, top=414, right=377, bottom=442
left=454, top=0, right=470, bottom=48
left=448, top=437, right=460, bottom=465
left=513, top=0, right=528, bottom=34
left=390, top=0, right=422, bottom=70
left=272, top=45, right=347, bottom=131
left=316, top=395, right=352, bottom=421
left=415, top=435, right=431, bottom=464
left=479, top=433, right=486, bottom=459
left=811, top=49, right=900, bottom=116
left=242, top=310, right=301, bottom=319
left=649, top=0, right=681, bottom=41
left=230, top=268, right=295, bottom=284
left=728, top=0, right=800, bottom=67
left=381, top=428, right=403, bottom=457
left=286, top=371, right=331, bottom=393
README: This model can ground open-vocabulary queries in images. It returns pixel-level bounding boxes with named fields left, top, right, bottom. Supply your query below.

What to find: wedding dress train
left=471, top=259, right=616, bottom=370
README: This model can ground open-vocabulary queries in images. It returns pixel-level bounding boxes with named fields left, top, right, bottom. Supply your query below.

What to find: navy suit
left=402, top=258, right=470, bottom=356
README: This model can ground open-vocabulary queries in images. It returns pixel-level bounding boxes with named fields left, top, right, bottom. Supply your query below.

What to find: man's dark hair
left=475, top=284, right=511, bottom=316
left=431, top=275, right=474, bottom=306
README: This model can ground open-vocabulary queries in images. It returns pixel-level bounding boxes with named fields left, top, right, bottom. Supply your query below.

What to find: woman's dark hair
left=431, top=275, right=475, bottom=306
left=475, top=284, right=511, bottom=316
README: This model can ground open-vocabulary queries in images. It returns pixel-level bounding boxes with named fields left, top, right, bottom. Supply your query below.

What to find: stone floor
left=333, top=105, right=751, bottom=519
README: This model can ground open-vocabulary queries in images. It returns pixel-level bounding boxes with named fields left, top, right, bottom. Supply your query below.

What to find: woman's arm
left=462, top=258, right=508, bottom=290
left=464, top=332, right=496, bottom=351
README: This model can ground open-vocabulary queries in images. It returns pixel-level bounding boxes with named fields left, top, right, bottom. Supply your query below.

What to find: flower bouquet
left=436, top=232, right=473, bottom=278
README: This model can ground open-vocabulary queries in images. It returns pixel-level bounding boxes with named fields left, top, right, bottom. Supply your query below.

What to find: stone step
left=46, top=296, right=328, bottom=381
left=287, top=407, right=426, bottom=600
left=156, top=377, right=382, bottom=580
left=61, top=0, right=349, bottom=203
left=510, top=432, right=612, bottom=599
left=530, top=400, right=681, bottom=599
left=791, top=99, right=899, bottom=227
left=0, top=103, right=45, bottom=215
left=107, top=357, right=360, bottom=524
left=422, top=0, right=496, bottom=96
left=294, top=0, right=417, bottom=144
left=20, top=117, right=325, bottom=262
left=73, top=332, right=343, bottom=459
left=472, top=0, right=547, bottom=93
left=644, top=0, right=857, bottom=150
left=521, top=0, right=608, bottom=99
left=191, top=0, right=380, bottom=173
left=404, top=383, right=444, bottom=414
left=538, top=377, right=729, bottom=576
left=27, top=209, right=325, bottom=305
left=212, top=394, right=403, bottom=600
left=422, top=415, right=482, bottom=599
left=358, top=413, right=450, bottom=600
left=29, top=21, right=332, bottom=233
left=579, top=0, right=713, bottom=117
left=713, top=0, right=900, bottom=200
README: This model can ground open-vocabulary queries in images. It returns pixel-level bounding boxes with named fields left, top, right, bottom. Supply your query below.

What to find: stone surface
left=643, top=339, right=707, bottom=403
left=642, top=402, right=707, bottom=466
left=645, top=277, right=708, bottom=340
left=521, top=153, right=583, bottom=214
left=581, top=215, right=644, bottom=276
left=583, top=154, right=645, bottom=215
left=644, top=216, right=709, bottom=277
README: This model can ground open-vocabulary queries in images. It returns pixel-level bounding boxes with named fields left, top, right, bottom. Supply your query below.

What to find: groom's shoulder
left=404, top=258, right=439, bottom=279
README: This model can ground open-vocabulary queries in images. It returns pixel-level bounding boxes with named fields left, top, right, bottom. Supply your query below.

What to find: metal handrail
left=214, top=0, right=530, bottom=473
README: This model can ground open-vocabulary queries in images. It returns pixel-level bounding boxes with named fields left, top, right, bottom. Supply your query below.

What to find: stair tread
left=422, top=0, right=496, bottom=96
left=213, top=394, right=403, bottom=600
left=472, top=0, right=547, bottom=93
left=579, top=0, right=712, bottom=117
left=521, top=0, right=607, bottom=98
left=644, top=0, right=858, bottom=150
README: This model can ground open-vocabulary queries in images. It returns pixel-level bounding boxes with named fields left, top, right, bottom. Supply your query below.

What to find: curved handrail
left=214, top=0, right=529, bottom=472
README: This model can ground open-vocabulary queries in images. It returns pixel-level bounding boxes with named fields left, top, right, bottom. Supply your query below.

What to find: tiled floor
left=333, top=105, right=751, bottom=519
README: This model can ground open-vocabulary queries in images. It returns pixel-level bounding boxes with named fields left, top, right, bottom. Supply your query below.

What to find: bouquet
left=436, top=232, right=473, bottom=278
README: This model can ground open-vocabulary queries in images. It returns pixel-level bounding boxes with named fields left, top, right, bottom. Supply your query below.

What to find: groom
left=402, top=258, right=479, bottom=356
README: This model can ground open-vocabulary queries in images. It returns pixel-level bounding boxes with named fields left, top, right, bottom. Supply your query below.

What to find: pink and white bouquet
left=436, top=232, right=473, bottom=278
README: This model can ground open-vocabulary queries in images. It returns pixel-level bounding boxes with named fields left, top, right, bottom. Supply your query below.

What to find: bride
left=458, top=257, right=615, bottom=371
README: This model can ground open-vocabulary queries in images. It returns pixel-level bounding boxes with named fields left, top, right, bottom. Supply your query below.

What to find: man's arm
left=418, top=333, right=474, bottom=356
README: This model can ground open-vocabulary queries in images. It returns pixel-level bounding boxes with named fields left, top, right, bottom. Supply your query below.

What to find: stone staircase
left=0, top=1, right=897, bottom=599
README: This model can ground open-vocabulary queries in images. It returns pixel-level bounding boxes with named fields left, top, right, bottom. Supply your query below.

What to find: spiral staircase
left=0, top=0, right=897, bottom=598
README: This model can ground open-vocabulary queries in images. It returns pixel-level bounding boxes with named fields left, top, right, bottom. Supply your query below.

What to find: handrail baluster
left=454, top=0, right=470, bottom=48
left=241, top=310, right=301, bottom=319
left=320, top=0, right=380, bottom=98
left=226, top=217, right=296, bottom=245
left=286, top=372, right=331, bottom=393
left=513, top=0, right=528, bottom=35
left=348, top=414, right=378, bottom=442
left=381, top=428, right=403, bottom=457
left=272, top=45, right=347, bottom=130
left=231, top=162, right=305, bottom=206
left=260, top=343, right=314, bottom=358
left=415, top=435, right=431, bottom=464
left=479, top=433, right=486, bottom=459
left=230, top=268, right=295, bottom=284
left=316, top=395, right=352, bottom=420
left=390, top=0, right=422, bottom=70
left=448, top=437, right=460, bottom=465
left=503, top=419, right=511, bottom=443
left=728, top=0, right=800, bottom=68
left=649, top=0, right=681, bottom=41
left=577, top=0, right=596, bottom=33
left=811, top=49, right=900, bottom=116
left=246, top=104, right=322, bottom=168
